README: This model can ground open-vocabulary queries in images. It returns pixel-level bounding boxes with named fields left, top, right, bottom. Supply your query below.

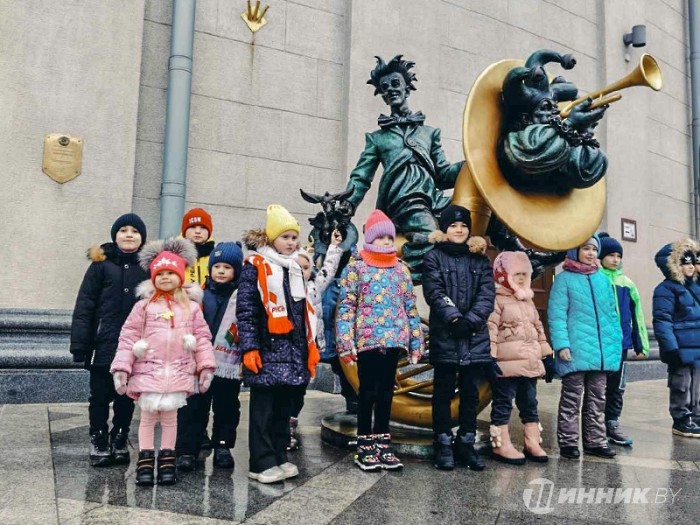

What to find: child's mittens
left=113, top=372, right=128, bottom=396
left=308, top=345, right=320, bottom=378
left=409, top=351, right=421, bottom=365
left=199, top=369, right=215, bottom=393
left=338, top=348, right=357, bottom=366
left=243, top=350, right=263, bottom=374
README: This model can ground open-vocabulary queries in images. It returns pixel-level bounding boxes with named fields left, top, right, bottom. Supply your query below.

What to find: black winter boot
left=135, top=450, right=155, bottom=486
left=354, top=435, right=382, bottom=472
left=90, top=430, right=111, bottom=467
left=606, top=420, right=633, bottom=446
left=672, top=416, right=700, bottom=438
left=433, top=433, right=455, bottom=471
left=176, top=454, right=196, bottom=471
left=213, top=444, right=234, bottom=469
left=455, top=432, right=485, bottom=471
left=157, top=449, right=177, bottom=485
left=109, top=428, right=131, bottom=464
left=375, top=433, right=403, bottom=470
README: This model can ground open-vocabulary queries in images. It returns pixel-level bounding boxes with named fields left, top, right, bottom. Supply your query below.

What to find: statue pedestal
left=320, top=412, right=490, bottom=459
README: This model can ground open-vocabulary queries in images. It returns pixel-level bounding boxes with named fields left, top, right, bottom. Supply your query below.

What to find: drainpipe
left=689, top=0, right=700, bottom=238
left=159, top=0, right=196, bottom=238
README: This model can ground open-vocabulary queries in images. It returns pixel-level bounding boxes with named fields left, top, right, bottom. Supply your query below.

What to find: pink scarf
left=562, top=257, right=599, bottom=275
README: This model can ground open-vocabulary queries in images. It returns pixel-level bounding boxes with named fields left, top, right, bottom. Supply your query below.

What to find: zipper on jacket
left=587, top=275, right=604, bottom=369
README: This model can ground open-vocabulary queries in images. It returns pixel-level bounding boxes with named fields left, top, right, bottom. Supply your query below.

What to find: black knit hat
left=439, top=204, right=472, bottom=233
left=598, top=232, right=623, bottom=259
left=681, top=250, right=696, bottom=265
left=111, top=213, right=147, bottom=246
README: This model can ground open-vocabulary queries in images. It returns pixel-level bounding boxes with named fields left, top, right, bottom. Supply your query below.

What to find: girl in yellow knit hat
left=236, top=205, right=320, bottom=484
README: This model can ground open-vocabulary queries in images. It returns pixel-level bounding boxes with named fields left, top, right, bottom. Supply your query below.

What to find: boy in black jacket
left=422, top=205, right=495, bottom=471
left=70, top=213, right=149, bottom=466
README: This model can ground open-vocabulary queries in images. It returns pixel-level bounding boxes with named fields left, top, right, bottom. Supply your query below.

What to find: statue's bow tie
left=377, top=111, right=425, bottom=129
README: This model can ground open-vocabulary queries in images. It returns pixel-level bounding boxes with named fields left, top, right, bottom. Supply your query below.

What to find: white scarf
left=256, top=245, right=306, bottom=301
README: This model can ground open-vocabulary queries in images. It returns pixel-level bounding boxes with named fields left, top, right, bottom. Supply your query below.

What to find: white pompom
left=133, top=339, right=149, bottom=358
left=182, top=334, right=197, bottom=352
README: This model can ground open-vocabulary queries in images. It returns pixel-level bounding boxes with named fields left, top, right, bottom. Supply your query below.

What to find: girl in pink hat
left=336, top=210, right=424, bottom=471
left=488, top=251, right=553, bottom=465
left=111, top=238, right=216, bottom=487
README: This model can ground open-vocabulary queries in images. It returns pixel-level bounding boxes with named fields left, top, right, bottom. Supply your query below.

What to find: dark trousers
left=88, top=367, right=135, bottom=436
left=290, top=385, right=307, bottom=419
left=432, top=363, right=487, bottom=435
left=667, top=364, right=700, bottom=422
left=357, top=349, right=400, bottom=435
left=490, top=377, right=539, bottom=426
left=249, top=385, right=302, bottom=473
left=605, top=350, right=627, bottom=421
left=176, top=376, right=241, bottom=456
left=557, top=371, right=607, bottom=448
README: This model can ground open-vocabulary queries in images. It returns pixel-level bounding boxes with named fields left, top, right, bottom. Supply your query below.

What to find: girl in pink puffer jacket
left=487, top=251, right=553, bottom=466
left=111, top=238, right=216, bottom=487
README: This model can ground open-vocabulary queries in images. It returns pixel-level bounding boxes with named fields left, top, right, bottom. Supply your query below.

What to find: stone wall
left=0, top=0, right=692, bottom=315
left=133, top=0, right=348, bottom=243
left=0, top=1, right=145, bottom=309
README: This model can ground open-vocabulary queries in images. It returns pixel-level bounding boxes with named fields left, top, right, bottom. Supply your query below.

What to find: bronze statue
left=498, top=50, right=608, bottom=194
left=337, top=55, right=463, bottom=281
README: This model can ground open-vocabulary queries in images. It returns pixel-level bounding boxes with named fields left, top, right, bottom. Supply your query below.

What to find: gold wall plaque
left=42, top=134, right=83, bottom=184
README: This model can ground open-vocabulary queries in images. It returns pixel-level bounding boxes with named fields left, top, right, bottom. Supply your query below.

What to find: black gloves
left=450, top=318, right=473, bottom=339
left=72, top=352, right=86, bottom=363
left=543, top=355, right=555, bottom=383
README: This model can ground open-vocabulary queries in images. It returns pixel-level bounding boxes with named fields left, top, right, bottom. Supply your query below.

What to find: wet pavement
left=1, top=380, right=698, bottom=524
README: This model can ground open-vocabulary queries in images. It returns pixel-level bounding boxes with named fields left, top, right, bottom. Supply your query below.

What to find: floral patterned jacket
left=336, top=256, right=424, bottom=359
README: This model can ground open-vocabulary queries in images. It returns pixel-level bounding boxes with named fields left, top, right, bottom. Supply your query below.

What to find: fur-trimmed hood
left=135, top=279, right=204, bottom=304
left=242, top=228, right=270, bottom=250
left=655, top=239, right=699, bottom=283
left=429, top=232, right=488, bottom=255
left=86, top=242, right=141, bottom=264
left=138, top=237, right=198, bottom=272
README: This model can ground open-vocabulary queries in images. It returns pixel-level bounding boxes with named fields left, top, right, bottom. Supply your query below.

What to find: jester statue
left=498, top=49, right=608, bottom=194
left=337, top=55, right=463, bottom=281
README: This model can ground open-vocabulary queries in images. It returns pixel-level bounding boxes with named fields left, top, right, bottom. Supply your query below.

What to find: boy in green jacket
left=598, top=233, right=650, bottom=446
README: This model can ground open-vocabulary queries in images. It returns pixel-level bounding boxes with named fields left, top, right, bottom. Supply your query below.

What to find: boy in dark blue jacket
left=176, top=242, right=244, bottom=471
left=70, top=213, right=149, bottom=466
left=652, top=239, right=700, bottom=438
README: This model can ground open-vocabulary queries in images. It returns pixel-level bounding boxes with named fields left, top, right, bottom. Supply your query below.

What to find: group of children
left=70, top=202, right=699, bottom=486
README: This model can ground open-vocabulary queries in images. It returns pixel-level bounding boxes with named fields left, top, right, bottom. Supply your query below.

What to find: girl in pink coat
left=111, top=238, right=216, bottom=487
left=487, top=251, right=553, bottom=465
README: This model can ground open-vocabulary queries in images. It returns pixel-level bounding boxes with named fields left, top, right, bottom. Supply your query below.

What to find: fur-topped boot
left=523, top=422, right=548, bottom=462
left=490, top=425, right=525, bottom=465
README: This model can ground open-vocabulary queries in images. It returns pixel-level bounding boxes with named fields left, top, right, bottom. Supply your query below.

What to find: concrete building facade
left=1, top=0, right=692, bottom=322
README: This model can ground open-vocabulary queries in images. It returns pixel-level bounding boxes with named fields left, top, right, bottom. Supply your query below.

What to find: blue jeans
left=490, top=377, right=539, bottom=426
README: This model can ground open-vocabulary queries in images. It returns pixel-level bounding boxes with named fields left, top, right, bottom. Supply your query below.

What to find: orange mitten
left=243, top=350, right=263, bottom=374
left=308, top=344, right=320, bottom=378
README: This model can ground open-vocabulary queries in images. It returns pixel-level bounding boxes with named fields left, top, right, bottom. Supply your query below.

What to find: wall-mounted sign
left=42, top=134, right=83, bottom=184
left=621, top=218, right=637, bottom=242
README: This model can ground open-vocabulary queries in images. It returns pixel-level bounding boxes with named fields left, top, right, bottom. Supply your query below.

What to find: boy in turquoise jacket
left=598, top=233, right=650, bottom=446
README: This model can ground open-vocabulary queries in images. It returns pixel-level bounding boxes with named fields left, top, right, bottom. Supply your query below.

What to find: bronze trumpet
left=559, top=53, right=663, bottom=118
